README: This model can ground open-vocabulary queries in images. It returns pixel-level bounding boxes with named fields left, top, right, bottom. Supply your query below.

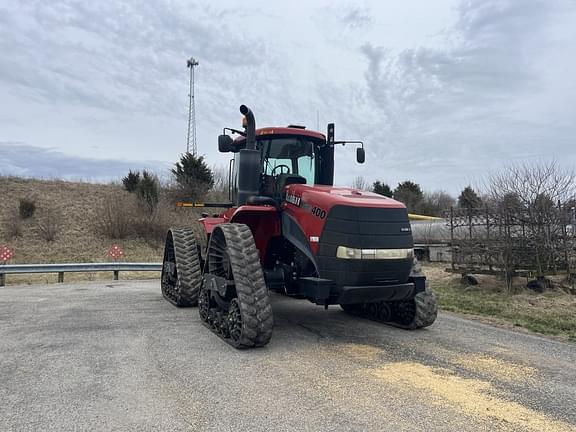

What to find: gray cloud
left=347, top=0, right=576, bottom=191
left=0, top=142, right=170, bottom=182
left=340, top=7, right=372, bottom=29
left=0, top=0, right=575, bottom=195
left=0, top=1, right=271, bottom=119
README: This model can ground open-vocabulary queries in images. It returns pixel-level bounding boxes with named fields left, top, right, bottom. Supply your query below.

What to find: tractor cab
left=218, top=107, right=364, bottom=206
left=227, top=128, right=325, bottom=203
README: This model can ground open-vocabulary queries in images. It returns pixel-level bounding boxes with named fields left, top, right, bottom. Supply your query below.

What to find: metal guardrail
left=0, top=262, right=162, bottom=286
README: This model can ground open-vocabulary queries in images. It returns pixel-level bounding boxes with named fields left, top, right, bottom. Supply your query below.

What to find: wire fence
left=447, top=204, right=576, bottom=290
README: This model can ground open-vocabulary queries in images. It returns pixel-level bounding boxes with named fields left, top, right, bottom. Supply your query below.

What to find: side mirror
left=327, top=123, right=335, bottom=144
left=218, top=135, right=233, bottom=152
left=356, top=147, right=365, bottom=164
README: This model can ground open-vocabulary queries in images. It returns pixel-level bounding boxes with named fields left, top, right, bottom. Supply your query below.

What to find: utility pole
left=186, top=57, right=199, bottom=155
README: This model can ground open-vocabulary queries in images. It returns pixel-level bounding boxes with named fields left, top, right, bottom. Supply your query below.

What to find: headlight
left=336, top=246, right=414, bottom=260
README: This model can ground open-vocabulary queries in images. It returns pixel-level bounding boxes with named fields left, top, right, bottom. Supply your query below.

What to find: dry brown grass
left=424, top=262, right=576, bottom=340
left=0, top=177, right=205, bottom=285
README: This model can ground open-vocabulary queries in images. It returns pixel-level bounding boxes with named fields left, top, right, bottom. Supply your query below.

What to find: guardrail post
left=0, top=273, right=5, bottom=287
left=113, top=270, right=119, bottom=281
left=58, top=272, right=64, bottom=283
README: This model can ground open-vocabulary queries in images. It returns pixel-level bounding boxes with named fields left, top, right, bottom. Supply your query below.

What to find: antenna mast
left=186, top=57, right=199, bottom=155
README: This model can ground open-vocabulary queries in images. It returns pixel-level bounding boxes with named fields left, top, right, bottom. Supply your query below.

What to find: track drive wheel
left=161, top=228, right=202, bottom=307
left=202, top=223, right=274, bottom=348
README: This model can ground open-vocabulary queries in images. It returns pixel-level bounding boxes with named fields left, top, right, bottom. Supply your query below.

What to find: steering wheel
left=270, top=164, right=291, bottom=176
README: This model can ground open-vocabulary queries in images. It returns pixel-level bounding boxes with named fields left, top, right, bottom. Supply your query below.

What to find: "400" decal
left=311, top=206, right=326, bottom=219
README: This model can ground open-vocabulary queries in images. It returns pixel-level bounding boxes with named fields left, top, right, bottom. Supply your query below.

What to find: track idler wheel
left=201, top=223, right=274, bottom=349
left=161, top=228, right=202, bottom=307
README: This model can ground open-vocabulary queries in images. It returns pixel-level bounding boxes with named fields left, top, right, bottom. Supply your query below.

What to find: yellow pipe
left=408, top=213, right=443, bottom=221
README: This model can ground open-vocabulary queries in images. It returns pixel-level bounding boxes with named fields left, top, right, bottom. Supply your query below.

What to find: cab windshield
left=258, top=136, right=316, bottom=184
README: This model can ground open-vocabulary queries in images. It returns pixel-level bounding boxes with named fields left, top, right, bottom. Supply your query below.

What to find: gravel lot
left=1, top=280, right=575, bottom=431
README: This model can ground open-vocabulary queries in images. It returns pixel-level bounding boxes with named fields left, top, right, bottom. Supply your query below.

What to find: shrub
left=136, top=170, right=159, bottom=214
left=97, top=193, right=134, bottom=239
left=19, top=198, right=36, bottom=219
left=132, top=208, right=171, bottom=244
left=5, top=210, right=22, bottom=239
left=122, top=170, right=141, bottom=192
left=36, top=206, right=62, bottom=242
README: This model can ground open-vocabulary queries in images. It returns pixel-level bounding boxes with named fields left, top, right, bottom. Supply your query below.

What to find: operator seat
left=275, top=173, right=306, bottom=196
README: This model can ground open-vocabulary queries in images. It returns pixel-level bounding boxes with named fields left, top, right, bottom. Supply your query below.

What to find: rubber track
left=340, top=259, right=438, bottom=329
left=403, top=259, right=437, bottom=329
left=411, top=288, right=438, bottom=329
left=214, top=224, right=274, bottom=348
left=161, top=228, right=202, bottom=307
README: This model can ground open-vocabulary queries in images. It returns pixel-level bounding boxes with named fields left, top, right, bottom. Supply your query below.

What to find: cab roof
left=233, top=127, right=325, bottom=144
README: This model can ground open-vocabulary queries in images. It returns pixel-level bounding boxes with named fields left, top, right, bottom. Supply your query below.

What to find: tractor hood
left=282, top=184, right=406, bottom=211
left=281, top=183, right=413, bottom=261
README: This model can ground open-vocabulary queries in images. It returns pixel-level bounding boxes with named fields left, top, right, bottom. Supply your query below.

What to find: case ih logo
left=285, top=192, right=301, bottom=207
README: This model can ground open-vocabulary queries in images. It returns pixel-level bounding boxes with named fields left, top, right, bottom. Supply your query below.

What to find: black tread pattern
left=405, top=259, right=438, bottom=329
left=161, top=228, right=202, bottom=307
left=215, top=224, right=274, bottom=348
left=412, top=288, right=438, bottom=329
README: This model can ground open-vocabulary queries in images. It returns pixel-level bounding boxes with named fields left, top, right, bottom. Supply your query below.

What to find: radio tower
left=186, top=57, right=199, bottom=155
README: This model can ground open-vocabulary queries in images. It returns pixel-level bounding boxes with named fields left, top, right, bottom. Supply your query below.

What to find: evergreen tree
left=137, top=170, right=159, bottom=214
left=393, top=181, right=424, bottom=213
left=122, top=170, right=141, bottom=193
left=372, top=180, right=393, bottom=197
left=172, top=153, right=214, bottom=200
left=458, top=186, right=482, bottom=209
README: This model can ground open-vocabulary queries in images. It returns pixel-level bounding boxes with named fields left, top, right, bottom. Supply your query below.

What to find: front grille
left=317, top=205, right=413, bottom=286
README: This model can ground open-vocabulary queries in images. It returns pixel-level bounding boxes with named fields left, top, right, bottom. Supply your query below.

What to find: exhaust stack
left=240, top=105, right=256, bottom=150
left=236, top=104, right=260, bottom=205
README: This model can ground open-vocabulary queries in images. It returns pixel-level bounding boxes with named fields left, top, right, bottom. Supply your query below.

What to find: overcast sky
left=1, top=0, right=575, bottom=194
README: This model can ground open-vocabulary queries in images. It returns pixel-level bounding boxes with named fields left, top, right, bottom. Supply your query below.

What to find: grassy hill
left=0, top=176, right=200, bottom=284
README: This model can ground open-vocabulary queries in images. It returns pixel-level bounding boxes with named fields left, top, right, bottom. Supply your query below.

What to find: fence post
left=450, top=206, right=456, bottom=270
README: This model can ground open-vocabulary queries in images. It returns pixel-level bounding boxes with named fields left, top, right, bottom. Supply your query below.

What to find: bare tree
left=211, top=165, right=228, bottom=193
left=421, top=190, right=455, bottom=217
left=486, top=160, right=576, bottom=207
left=208, top=164, right=229, bottom=202
left=351, top=176, right=368, bottom=190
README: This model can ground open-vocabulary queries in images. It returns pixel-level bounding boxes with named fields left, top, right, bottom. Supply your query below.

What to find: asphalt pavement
left=1, top=280, right=575, bottom=431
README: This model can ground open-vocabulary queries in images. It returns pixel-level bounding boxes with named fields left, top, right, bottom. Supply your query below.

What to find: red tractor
left=161, top=105, right=437, bottom=348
